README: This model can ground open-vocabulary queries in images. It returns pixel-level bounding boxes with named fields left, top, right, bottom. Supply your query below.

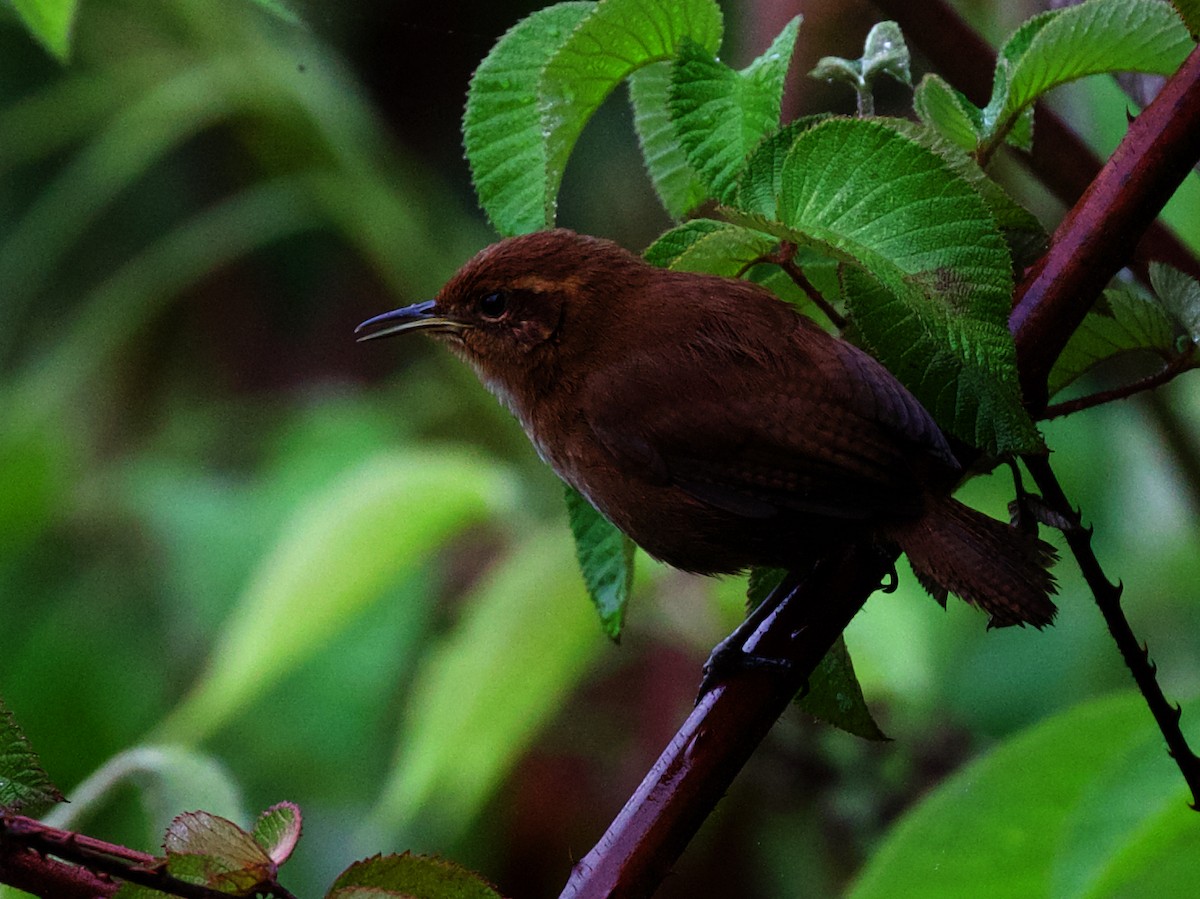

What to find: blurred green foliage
left=1, top=1, right=1199, bottom=897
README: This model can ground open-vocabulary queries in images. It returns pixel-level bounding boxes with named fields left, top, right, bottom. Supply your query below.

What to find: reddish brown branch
left=0, top=843, right=119, bottom=899
left=0, top=811, right=285, bottom=899
left=1010, top=44, right=1200, bottom=411
left=560, top=547, right=888, bottom=899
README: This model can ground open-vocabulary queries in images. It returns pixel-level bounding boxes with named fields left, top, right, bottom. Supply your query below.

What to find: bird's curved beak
left=354, top=300, right=464, bottom=342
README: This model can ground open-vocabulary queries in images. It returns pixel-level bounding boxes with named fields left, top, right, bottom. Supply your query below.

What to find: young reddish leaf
left=165, top=810, right=273, bottom=891
left=252, top=801, right=303, bottom=866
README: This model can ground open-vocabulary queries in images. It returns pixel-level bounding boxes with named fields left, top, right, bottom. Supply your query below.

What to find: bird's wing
left=583, top=315, right=957, bottom=523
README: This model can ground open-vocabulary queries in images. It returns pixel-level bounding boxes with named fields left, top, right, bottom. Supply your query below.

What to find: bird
left=357, top=228, right=1056, bottom=628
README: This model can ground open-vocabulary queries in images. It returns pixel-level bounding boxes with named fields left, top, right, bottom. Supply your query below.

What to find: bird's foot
left=695, top=575, right=804, bottom=704
left=696, top=637, right=798, bottom=703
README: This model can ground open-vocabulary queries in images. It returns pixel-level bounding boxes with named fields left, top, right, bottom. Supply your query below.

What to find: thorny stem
left=881, top=0, right=1200, bottom=808
left=0, top=811, right=299, bottom=899
left=1021, top=455, right=1200, bottom=809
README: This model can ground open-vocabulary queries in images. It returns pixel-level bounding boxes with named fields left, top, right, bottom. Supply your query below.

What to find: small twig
left=1041, top=348, right=1196, bottom=420
left=757, top=241, right=848, bottom=330
left=1022, top=455, right=1200, bottom=808
left=0, top=811, right=297, bottom=899
left=856, top=87, right=874, bottom=119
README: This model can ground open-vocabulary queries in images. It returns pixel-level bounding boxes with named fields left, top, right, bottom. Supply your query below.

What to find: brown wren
left=357, top=229, right=1056, bottom=627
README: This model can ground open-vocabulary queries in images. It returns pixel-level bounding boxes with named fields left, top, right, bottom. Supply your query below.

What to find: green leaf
left=810, top=21, right=911, bottom=89
left=463, top=3, right=595, bottom=236
left=643, top=219, right=778, bottom=275
left=876, top=117, right=1046, bottom=266
left=1048, top=267, right=1200, bottom=396
left=466, top=0, right=723, bottom=234
left=330, top=853, right=504, bottom=899
left=165, top=811, right=273, bottom=892
left=731, top=117, right=1039, bottom=454
left=252, top=802, right=302, bottom=867
left=154, top=449, right=513, bottom=744
left=859, top=20, right=912, bottom=88
left=732, top=116, right=828, bottom=218
left=982, top=0, right=1194, bottom=151
left=1173, top=0, right=1200, bottom=36
left=845, top=267, right=1042, bottom=456
left=629, top=62, right=710, bottom=218
left=565, top=485, right=635, bottom=640
left=667, top=18, right=800, bottom=204
left=10, top=0, right=78, bottom=61
left=1153, top=260, right=1200, bottom=340
left=913, top=74, right=983, bottom=153
left=775, top=119, right=1010, bottom=321
left=371, top=527, right=604, bottom=843
left=745, top=568, right=885, bottom=740
left=802, top=635, right=888, bottom=741
left=745, top=565, right=790, bottom=611
left=0, top=695, right=63, bottom=811
left=540, top=0, right=723, bottom=221
left=848, top=691, right=1200, bottom=899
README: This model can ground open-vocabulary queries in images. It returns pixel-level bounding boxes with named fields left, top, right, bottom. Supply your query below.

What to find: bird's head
left=356, top=229, right=646, bottom=400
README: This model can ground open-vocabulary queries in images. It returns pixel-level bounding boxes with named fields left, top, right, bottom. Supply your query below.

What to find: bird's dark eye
left=478, top=291, right=508, bottom=319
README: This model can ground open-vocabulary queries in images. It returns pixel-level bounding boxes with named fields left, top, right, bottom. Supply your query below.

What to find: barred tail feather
left=886, top=495, right=1058, bottom=628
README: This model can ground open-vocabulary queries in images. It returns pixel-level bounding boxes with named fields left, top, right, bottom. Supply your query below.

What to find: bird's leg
left=697, top=544, right=899, bottom=703
left=1005, top=457, right=1069, bottom=534
left=696, top=570, right=806, bottom=703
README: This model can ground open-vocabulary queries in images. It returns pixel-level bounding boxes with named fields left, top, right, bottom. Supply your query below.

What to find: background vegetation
left=1, top=0, right=1198, bottom=896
